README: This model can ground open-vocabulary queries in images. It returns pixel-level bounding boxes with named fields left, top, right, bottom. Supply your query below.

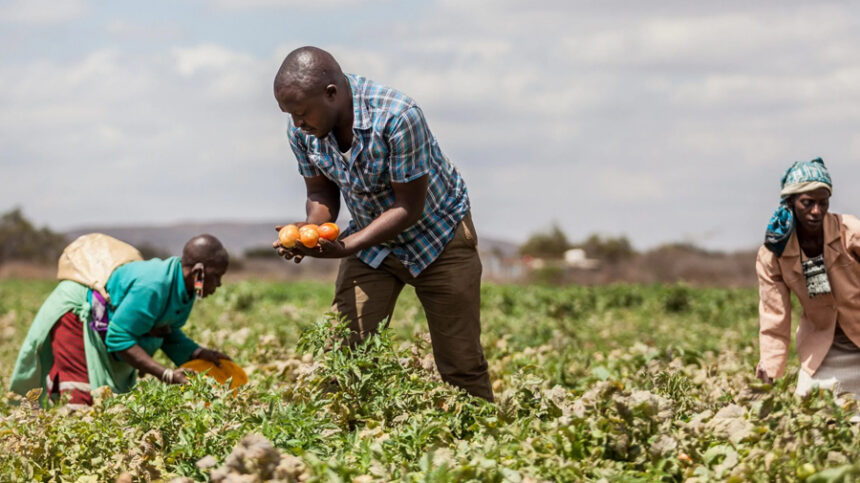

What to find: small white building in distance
left=564, top=248, right=600, bottom=269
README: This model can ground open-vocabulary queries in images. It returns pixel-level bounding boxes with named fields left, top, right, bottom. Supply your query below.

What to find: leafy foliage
left=0, top=208, right=67, bottom=265
left=519, top=223, right=571, bottom=259
left=578, top=233, right=636, bottom=264
left=1, top=280, right=859, bottom=481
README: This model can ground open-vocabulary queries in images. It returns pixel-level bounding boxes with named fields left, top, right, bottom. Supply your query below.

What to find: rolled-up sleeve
left=105, top=284, right=162, bottom=353
left=288, top=124, right=320, bottom=178
left=387, top=106, right=431, bottom=183
left=756, top=245, right=793, bottom=378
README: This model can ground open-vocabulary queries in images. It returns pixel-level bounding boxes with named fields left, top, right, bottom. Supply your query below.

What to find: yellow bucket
left=180, top=359, right=249, bottom=390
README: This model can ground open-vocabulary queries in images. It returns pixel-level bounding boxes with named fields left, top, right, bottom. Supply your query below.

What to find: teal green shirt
left=101, top=257, right=198, bottom=364
left=10, top=257, right=200, bottom=405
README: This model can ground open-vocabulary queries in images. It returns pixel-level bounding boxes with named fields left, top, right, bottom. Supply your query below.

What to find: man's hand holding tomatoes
left=273, top=222, right=348, bottom=262
left=273, top=222, right=306, bottom=263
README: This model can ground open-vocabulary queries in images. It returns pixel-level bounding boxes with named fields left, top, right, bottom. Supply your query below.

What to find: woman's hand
left=755, top=361, right=774, bottom=384
left=192, top=347, right=231, bottom=367
left=170, top=368, right=191, bottom=385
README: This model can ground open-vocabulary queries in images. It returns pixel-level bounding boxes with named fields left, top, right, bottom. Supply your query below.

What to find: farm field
left=2, top=279, right=860, bottom=482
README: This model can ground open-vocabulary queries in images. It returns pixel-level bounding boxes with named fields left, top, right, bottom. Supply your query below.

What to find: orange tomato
left=299, top=227, right=320, bottom=248
left=299, top=224, right=318, bottom=234
left=318, top=222, right=340, bottom=241
left=278, top=224, right=300, bottom=248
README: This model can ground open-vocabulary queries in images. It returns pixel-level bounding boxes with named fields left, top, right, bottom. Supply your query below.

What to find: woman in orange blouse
left=756, top=158, right=860, bottom=396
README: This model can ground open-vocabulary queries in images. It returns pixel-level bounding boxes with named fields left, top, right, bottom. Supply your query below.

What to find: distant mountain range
left=65, top=221, right=520, bottom=258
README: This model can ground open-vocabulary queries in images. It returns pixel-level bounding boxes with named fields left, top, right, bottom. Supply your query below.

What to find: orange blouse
left=757, top=213, right=860, bottom=378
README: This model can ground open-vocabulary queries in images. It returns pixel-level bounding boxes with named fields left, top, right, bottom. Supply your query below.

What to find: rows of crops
left=2, top=279, right=860, bottom=481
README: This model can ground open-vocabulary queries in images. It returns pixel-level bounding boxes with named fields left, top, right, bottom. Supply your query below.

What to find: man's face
left=275, top=85, right=338, bottom=139
left=792, top=187, right=831, bottom=233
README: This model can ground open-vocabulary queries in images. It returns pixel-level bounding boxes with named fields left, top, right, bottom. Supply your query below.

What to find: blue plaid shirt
left=287, top=74, right=470, bottom=277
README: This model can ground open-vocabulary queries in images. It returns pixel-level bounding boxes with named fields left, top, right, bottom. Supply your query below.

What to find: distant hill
left=66, top=221, right=294, bottom=257
left=65, top=221, right=520, bottom=259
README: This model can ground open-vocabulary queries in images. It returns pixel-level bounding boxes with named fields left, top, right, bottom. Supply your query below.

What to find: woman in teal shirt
left=11, top=234, right=231, bottom=406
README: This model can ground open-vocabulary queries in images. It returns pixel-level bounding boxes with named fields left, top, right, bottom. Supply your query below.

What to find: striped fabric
left=288, top=74, right=470, bottom=276
left=780, top=157, right=832, bottom=194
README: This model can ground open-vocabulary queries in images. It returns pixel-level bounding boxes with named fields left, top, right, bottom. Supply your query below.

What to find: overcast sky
left=2, top=0, right=859, bottom=251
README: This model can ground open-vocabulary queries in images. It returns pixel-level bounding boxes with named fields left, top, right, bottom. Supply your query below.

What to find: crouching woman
left=756, top=158, right=860, bottom=397
left=9, top=234, right=231, bottom=407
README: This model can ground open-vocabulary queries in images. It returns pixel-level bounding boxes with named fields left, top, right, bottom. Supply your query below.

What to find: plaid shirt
left=287, top=74, right=470, bottom=277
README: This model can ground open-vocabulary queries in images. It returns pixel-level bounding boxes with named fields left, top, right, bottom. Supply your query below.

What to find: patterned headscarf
left=764, top=157, right=832, bottom=256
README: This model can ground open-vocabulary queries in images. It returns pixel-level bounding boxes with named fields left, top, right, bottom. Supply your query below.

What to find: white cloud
left=0, top=0, right=88, bottom=25
left=211, top=0, right=377, bottom=10
left=105, top=19, right=183, bottom=40
left=172, top=44, right=256, bottom=77
left=0, top=43, right=302, bottom=230
left=4, top=1, right=860, bottom=252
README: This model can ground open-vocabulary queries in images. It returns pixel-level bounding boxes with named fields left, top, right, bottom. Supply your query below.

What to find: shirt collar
left=824, top=212, right=841, bottom=245
left=782, top=213, right=841, bottom=258
left=170, top=257, right=193, bottom=306
left=346, top=74, right=371, bottom=131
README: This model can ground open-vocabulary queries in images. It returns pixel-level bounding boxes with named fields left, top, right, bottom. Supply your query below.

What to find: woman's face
left=186, top=260, right=228, bottom=298
left=792, top=187, right=831, bottom=233
left=200, top=262, right=228, bottom=298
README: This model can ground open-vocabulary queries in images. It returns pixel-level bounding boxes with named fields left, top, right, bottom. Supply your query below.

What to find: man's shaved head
left=273, top=46, right=354, bottom=143
left=274, top=46, right=345, bottom=95
left=182, top=234, right=229, bottom=268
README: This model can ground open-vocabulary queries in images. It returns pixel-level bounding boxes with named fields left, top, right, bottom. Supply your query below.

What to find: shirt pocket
left=306, top=153, right=340, bottom=183
left=825, top=246, right=860, bottom=291
left=778, top=259, right=804, bottom=287
left=349, top=158, right=388, bottom=195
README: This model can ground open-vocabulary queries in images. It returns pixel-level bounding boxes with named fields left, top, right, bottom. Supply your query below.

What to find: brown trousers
left=332, top=213, right=494, bottom=401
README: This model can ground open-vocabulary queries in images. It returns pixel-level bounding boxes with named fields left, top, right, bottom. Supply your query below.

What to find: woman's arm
left=162, top=328, right=231, bottom=366
left=756, top=245, right=793, bottom=380
left=116, top=344, right=188, bottom=384
left=841, top=214, right=860, bottom=263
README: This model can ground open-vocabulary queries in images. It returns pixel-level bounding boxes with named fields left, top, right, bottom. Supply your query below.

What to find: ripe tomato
left=299, top=228, right=320, bottom=248
left=318, top=222, right=340, bottom=241
left=278, top=225, right=300, bottom=248
left=299, top=224, right=319, bottom=234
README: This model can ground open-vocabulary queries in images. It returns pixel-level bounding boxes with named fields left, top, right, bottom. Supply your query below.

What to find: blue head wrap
left=764, top=157, right=832, bottom=256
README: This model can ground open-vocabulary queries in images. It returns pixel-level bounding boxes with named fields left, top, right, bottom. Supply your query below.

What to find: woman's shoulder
left=836, top=213, right=860, bottom=230
left=834, top=213, right=860, bottom=248
left=109, top=257, right=181, bottom=292
left=755, top=244, right=782, bottom=275
left=115, top=256, right=179, bottom=276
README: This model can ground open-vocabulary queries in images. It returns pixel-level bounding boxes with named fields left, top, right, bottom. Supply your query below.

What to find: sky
left=2, top=0, right=859, bottom=251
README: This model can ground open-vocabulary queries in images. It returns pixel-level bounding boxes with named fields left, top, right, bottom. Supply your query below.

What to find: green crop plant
left=1, top=280, right=858, bottom=482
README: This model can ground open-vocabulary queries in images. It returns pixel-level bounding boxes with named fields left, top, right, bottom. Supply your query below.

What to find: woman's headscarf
left=764, top=157, right=832, bottom=256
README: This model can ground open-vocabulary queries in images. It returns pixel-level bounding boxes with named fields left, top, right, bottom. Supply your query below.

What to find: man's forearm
left=341, top=204, right=418, bottom=254
left=304, top=175, right=341, bottom=224
left=339, top=175, right=428, bottom=254
left=306, top=196, right=339, bottom=225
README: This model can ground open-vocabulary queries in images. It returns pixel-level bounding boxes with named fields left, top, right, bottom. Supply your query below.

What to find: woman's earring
left=193, top=263, right=205, bottom=300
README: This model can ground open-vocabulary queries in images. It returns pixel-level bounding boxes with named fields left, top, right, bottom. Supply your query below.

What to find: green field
left=2, top=279, right=859, bottom=482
